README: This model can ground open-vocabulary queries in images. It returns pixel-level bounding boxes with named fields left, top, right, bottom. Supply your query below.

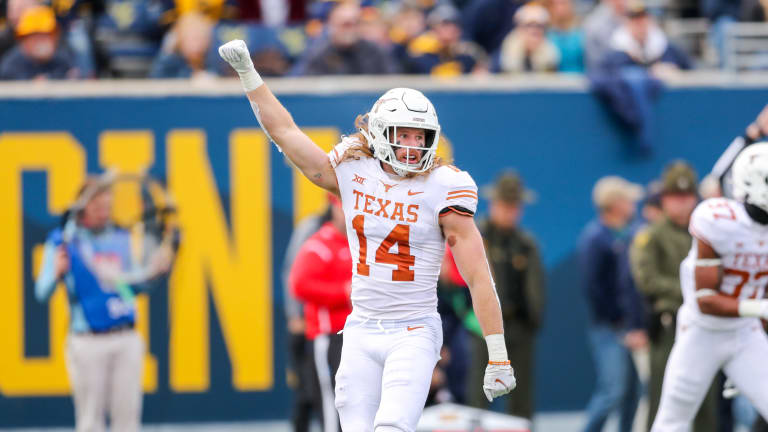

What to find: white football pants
left=651, top=311, right=768, bottom=432
left=334, top=312, right=442, bottom=432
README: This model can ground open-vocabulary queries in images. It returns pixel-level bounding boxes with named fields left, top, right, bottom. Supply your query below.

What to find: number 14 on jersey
left=352, top=214, right=415, bottom=282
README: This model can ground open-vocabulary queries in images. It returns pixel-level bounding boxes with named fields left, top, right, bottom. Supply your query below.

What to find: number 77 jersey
left=329, top=138, right=479, bottom=320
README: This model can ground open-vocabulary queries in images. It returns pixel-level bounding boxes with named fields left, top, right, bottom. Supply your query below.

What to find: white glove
left=218, top=40, right=262, bottom=92
left=483, top=362, right=516, bottom=402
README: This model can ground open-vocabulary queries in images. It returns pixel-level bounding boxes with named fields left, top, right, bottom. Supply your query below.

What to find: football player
left=218, top=40, right=516, bottom=431
left=650, top=143, right=768, bottom=431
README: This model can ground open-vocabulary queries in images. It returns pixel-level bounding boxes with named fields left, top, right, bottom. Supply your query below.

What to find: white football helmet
left=360, top=88, right=441, bottom=176
left=732, top=142, right=768, bottom=213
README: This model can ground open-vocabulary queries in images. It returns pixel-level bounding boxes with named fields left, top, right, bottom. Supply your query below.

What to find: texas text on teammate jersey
left=329, top=137, right=478, bottom=320
left=681, top=197, right=768, bottom=330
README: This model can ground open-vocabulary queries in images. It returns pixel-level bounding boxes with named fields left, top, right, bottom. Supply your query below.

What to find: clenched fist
left=218, top=39, right=255, bottom=75
left=483, top=362, right=516, bottom=402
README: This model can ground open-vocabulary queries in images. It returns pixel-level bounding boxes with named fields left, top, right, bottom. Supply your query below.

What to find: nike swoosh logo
left=495, top=378, right=510, bottom=390
left=407, top=326, right=424, bottom=331
left=408, top=190, right=423, bottom=196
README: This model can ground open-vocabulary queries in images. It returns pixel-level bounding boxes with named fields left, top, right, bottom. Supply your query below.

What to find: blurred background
left=1, top=0, right=768, bottom=430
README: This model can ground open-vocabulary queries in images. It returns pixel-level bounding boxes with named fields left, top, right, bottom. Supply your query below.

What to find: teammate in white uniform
left=218, top=40, right=516, bottom=431
left=651, top=144, right=768, bottom=432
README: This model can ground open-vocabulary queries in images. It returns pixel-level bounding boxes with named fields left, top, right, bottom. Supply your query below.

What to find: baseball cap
left=661, top=161, right=698, bottom=195
left=482, top=171, right=536, bottom=204
left=15, top=5, right=57, bottom=37
left=593, top=176, right=644, bottom=209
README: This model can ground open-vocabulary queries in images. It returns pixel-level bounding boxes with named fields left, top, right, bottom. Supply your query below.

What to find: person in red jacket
left=290, top=194, right=352, bottom=432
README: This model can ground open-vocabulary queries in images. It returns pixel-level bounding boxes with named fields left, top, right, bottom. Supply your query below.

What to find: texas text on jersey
left=681, top=197, right=768, bottom=330
left=329, top=137, right=478, bottom=320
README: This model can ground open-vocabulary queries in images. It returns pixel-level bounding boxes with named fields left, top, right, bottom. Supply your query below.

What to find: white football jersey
left=329, top=138, right=478, bottom=320
left=680, top=197, right=768, bottom=329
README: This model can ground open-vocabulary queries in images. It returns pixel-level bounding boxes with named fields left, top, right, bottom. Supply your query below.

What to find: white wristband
left=485, top=334, right=508, bottom=363
left=239, top=68, right=263, bottom=93
left=738, top=299, right=768, bottom=318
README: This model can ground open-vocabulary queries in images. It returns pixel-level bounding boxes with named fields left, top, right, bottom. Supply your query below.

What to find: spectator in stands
left=580, top=176, right=646, bottom=432
left=462, top=0, right=521, bottom=56
left=293, top=1, right=398, bottom=76
left=290, top=194, right=352, bottom=432
left=282, top=205, right=332, bottom=432
left=389, top=4, right=427, bottom=70
left=150, top=12, right=216, bottom=80
left=545, top=0, right=585, bottom=72
left=0, top=5, right=80, bottom=80
left=1, top=0, right=38, bottom=60
left=583, top=0, right=626, bottom=72
left=590, top=1, right=692, bottom=153
left=81, top=0, right=174, bottom=78
left=700, top=0, right=740, bottom=67
left=494, top=3, right=560, bottom=73
left=405, top=4, right=488, bottom=76
left=467, top=171, right=546, bottom=420
left=358, top=5, right=390, bottom=50
left=604, top=2, right=692, bottom=73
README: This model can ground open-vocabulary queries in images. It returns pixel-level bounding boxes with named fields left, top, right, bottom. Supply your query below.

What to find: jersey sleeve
left=433, top=166, right=479, bottom=220
left=688, top=198, right=735, bottom=254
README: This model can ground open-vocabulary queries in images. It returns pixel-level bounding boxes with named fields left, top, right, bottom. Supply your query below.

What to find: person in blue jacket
left=36, top=176, right=171, bottom=432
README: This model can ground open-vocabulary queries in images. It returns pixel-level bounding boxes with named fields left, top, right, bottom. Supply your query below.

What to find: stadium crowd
left=1, top=0, right=767, bottom=81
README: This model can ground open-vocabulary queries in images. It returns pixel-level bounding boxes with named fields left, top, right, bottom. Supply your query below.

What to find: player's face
left=82, top=191, right=113, bottom=230
left=390, top=127, right=427, bottom=167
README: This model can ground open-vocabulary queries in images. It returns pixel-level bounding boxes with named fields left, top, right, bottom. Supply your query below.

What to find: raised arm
left=440, top=211, right=516, bottom=402
left=219, top=40, right=338, bottom=193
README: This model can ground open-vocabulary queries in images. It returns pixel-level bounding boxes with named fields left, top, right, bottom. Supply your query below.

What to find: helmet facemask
left=361, top=88, right=441, bottom=176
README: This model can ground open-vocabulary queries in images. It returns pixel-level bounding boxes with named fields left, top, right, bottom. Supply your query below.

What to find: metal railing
left=724, top=22, right=768, bottom=71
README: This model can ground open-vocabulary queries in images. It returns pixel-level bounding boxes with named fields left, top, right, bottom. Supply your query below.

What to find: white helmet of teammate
left=361, top=88, right=441, bottom=176
left=732, top=142, right=768, bottom=213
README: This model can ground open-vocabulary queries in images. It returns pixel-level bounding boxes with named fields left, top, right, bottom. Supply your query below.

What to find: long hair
left=340, top=113, right=450, bottom=177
